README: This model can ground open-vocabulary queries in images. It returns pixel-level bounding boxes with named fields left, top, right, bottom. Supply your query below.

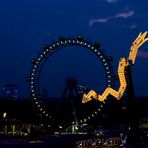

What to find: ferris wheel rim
left=29, top=35, right=114, bottom=125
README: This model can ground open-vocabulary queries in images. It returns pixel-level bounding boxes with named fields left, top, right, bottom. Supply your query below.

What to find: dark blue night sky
left=0, top=0, right=148, bottom=98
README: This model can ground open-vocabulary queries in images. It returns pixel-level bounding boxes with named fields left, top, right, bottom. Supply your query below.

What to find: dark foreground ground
left=0, top=134, right=148, bottom=148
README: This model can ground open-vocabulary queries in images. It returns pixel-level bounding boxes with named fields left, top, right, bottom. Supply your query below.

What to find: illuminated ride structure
left=82, top=32, right=148, bottom=103
left=29, top=35, right=114, bottom=131
left=82, top=32, right=148, bottom=146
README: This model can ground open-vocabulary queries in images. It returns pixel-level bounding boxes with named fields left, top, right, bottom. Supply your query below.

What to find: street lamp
left=3, top=112, right=7, bottom=118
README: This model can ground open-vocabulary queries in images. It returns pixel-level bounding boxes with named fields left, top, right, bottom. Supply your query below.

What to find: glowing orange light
left=82, top=32, right=148, bottom=103
left=129, top=31, right=148, bottom=64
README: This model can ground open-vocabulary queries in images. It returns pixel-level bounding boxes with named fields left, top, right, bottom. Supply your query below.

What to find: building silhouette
left=2, top=84, right=19, bottom=99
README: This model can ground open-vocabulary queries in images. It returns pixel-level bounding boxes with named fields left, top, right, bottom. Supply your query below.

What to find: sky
left=0, top=0, right=148, bottom=98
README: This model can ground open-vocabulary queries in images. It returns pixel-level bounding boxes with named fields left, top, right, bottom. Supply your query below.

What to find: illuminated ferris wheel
left=29, top=35, right=114, bottom=128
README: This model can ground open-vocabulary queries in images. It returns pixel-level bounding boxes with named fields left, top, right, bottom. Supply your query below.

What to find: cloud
left=130, top=25, right=136, bottom=29
left=105, top=0, right=118, bottom=4
left=89, top=18, right=109, bottom=26
left=114, top=11, right=135, bottom=18
left=89, top=17, right=110, bottom=26
left=89, top=10, right=135, bottom=26
left=138, top=50, right=148, bottom=59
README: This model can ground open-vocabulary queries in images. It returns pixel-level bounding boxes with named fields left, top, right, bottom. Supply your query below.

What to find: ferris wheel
left=29, top=35, right=114, bottom=129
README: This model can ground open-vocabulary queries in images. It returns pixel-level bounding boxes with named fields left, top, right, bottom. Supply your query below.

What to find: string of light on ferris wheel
left=80, top=98, right=108, bottom=124
left=29, top=35, right=114, bottom=122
